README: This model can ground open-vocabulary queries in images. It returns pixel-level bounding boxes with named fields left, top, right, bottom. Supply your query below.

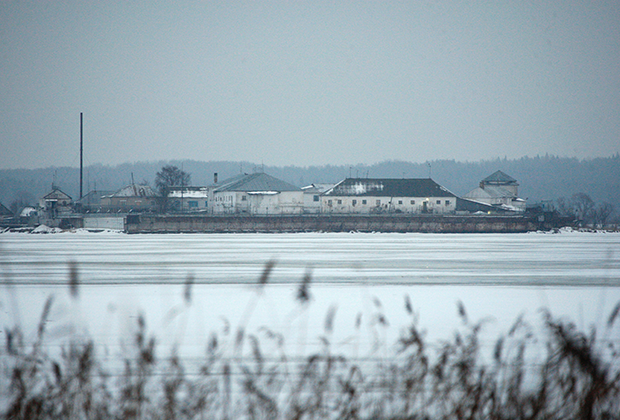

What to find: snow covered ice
left=1, top=230, right=619, bottom=365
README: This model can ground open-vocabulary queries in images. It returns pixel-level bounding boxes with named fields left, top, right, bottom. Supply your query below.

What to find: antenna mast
left=80, top=112, right=83, bottom=199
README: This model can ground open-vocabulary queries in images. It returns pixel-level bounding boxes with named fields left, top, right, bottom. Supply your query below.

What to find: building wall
left=321, top=195, right=456, bottom=214
left=173, top=196, right=209, bottom=212
left=212, top=191, right=304, bottom=215
left=303, top=192, right=322, bottom=214
left=127, top=214, right=542, bottom=234
left=83, top=216, right=125, bottom=230
left=212, top=191, right=237, bottom=214
left=101, top=196, right=156, bottom=212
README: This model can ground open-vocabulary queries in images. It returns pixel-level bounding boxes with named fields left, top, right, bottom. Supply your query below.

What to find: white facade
left=302, top=184, right=334, bottom=214
left=321, top=178, right=458, bottom=215
left=169, top=187, right=210, bottom=212
left=210, top=173, right=304, bottom=215
left=212, top=190, right=304, bottom=215
left=322, top=195, right=456, bottom=214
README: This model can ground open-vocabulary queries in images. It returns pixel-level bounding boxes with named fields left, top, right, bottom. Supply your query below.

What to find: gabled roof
left=107, top=184, right=156, bottom=198
left=214, top=173, right=300, bottom=193
left=465, top=185, right=516, bottom=199
left=76, top=190, right=115, bottom=205
left=482, top=170, right=518, bottom=185
left=301, top=183, right=336, bottom=194
left=0, top=203, right=13, bottom=217
left=324, top=178, right=456, bottom=198
left=42, top=188, right=72, bottom=201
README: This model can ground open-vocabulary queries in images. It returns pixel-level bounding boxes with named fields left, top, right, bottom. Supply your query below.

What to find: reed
left=2, top=263, right=619, bottom=420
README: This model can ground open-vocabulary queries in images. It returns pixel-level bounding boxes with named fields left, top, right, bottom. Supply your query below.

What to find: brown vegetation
left=2, top=264, right=619, bottom=420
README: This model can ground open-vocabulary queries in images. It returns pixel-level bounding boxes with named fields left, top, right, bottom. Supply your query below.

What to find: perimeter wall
left=125, top=214, right=546, bottom=233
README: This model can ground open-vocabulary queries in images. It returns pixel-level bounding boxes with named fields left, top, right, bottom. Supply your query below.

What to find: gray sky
left=1, top=1, right=619, bottom=169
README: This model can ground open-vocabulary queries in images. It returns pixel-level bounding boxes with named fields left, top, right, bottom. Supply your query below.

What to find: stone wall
left=125, top=214, right=542, bottom=234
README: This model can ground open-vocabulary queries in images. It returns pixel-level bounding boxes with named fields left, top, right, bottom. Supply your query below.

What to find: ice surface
left=1, top=231, right=619, bottom=365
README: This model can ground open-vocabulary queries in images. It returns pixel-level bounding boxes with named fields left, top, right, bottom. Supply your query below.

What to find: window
left=410, top=200, right=415, bottom=205
left=313, top=195, right=319, bottom=202
left=189, top=201, right=198, bottom=208
left=337, top=199, right=342, bottom=205
left=241, top=195, right=247, bottom=201
left=376, top=200, right=381, bottom=206
left=398, top=200, right=403, bottom=205
left=436, top=200, right=441, bottom=205
left=445, top=200, right=451, bottom=206
left=205, top=201, right=208, bottom=207
left=362, top=199, right=367, bottom=205
left=352, top=199, right=357, bottom=206
left=328, top=200, right=332, bottom=206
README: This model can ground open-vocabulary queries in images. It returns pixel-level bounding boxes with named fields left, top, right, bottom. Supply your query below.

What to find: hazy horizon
left=3, top=153, right=619, bottom=173
left=2, top=1, right=619, bottom=170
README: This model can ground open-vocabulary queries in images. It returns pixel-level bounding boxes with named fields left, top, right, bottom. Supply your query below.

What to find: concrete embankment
left=125, top=214, right=543, bottom=233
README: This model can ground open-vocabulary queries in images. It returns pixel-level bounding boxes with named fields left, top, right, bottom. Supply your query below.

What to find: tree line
left=1, top=154, right=618, bottom=223
left=556, top=193, right=615, bottom=228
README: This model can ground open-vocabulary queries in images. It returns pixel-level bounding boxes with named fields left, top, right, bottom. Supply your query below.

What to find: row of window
left=327, top=199, right=451, bottom=206
left=181, top=196, right=452, bottom=209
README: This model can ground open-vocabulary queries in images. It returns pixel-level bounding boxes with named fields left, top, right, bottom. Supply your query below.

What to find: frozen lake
left=1, top=230, right=620, bottom=364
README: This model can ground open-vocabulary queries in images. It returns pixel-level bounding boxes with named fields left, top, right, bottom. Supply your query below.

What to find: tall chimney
left=214, top=173, right=218, bottom=184
left=80, top=112, right=83, bottom=199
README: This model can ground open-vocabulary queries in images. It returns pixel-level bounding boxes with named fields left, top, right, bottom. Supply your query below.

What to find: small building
left=100, top=184, right=157, bottom=213
left=302, top=183, right=335, bottom=214
left=211, top=172, right=304, bottom=215
left=464, top=171, right=526, bottom=212
left=39, top=187, right=73, bottom=217
left=321, top=178, right=457, bottom=214
left=75, top=190, right=116, bottom=213
left=168, top=186, right=210, bottom=212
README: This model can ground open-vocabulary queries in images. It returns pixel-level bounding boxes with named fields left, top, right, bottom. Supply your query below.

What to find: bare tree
left=571, top=193, right=595, bottom=225
left=155, top=165, right=191, bottom=213
left=592, top=202, right=614, bottom=228
left=555, top=197, right=575, bottom=218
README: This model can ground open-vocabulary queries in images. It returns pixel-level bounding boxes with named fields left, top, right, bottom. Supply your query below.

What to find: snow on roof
left=111, top=184, right=156, bottom=197
left=20, top=207, right=37, bottom=217
left=324, top=178, right=456, bottom=198
left=214, top=173, right=300, bottom=193
left=482, top=170, right=518, bottom=185
left=465, top=185, right=516, bottom=199
left=168, top=187, right=209, bottom=198
left=301, top=183, right=335, bottom=194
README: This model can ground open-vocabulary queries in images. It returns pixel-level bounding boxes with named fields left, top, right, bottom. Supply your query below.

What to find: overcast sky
left=1, top=1, right=619, bottom=169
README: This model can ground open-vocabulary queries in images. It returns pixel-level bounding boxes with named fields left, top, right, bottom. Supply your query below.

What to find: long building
left=321, top=178, right=457, bottom=214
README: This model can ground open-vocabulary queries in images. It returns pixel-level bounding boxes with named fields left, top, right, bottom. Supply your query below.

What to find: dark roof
left=482, top=171, right=517, bottom=185
left=76, top=190, right=115, bottom=205
left=107, top=184, right=156, bottom=198
left=214, top=173, right=300, bottom=193
left=42, top=188, right=72, bottom=200
left=0, top=203, right=13, bottom=217
left=324, top=178, right=456, bottom=198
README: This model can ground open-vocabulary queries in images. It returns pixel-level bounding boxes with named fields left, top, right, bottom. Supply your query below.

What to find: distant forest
left=1, top=154, right=619, bottom=219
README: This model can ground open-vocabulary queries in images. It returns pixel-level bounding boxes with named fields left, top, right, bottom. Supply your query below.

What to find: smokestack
left=214, top=173, right=218, bottom=184
left=80, top=112, right=83, bottom=199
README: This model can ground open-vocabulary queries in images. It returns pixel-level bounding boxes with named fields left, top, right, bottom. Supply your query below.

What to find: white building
left=39, top=187, right=73, bottom=217
left=464, top=171, right=526, bottom=212
left=211, top=173, right=304, bottom=215
left=168, top=187, right=210, bottom=212
left=302, top=183, right=335, bottom=214
left=321, top=178, right=457, bottom=214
